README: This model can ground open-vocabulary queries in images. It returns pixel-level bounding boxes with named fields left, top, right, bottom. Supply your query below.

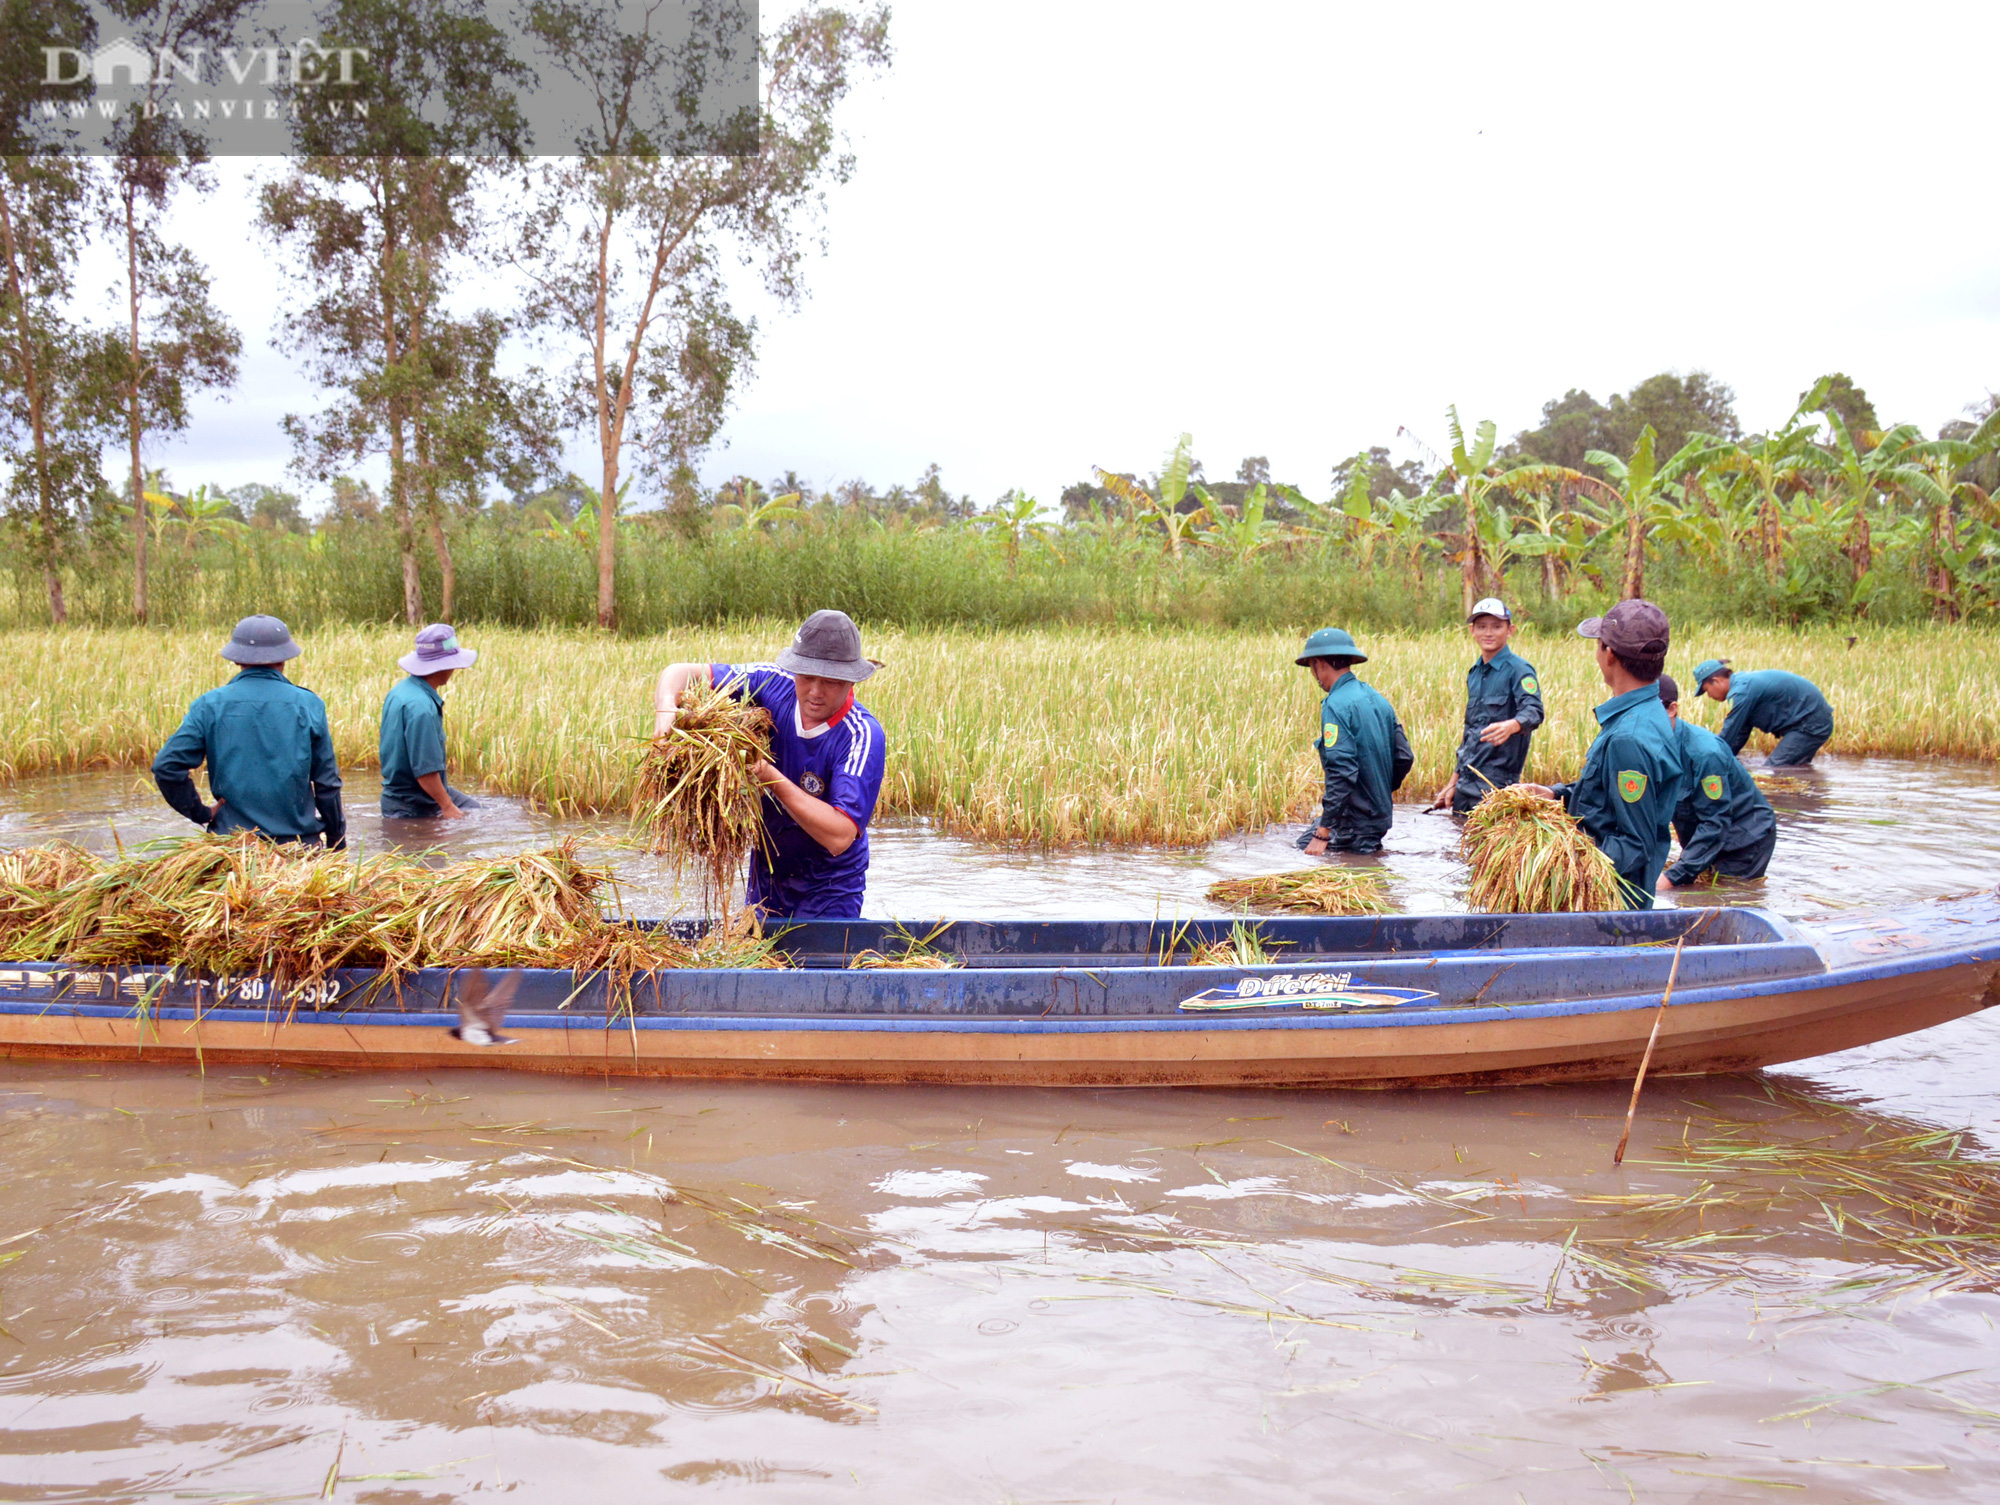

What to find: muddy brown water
left=3, top=759, right=2000, bottom=1500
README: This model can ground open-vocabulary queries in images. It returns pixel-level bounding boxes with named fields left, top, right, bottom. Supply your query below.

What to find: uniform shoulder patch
left=1701, top=773, right=1724, bottom=800
left=1520, top=675, right=1539, bottom=695
left=1322, top=722, right=1339, bottom=747
left=1617, top=770, right=1647, bottom=803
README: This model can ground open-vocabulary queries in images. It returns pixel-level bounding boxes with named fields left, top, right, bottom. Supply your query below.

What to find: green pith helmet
left=1294, top=627, right=1367, bottom=666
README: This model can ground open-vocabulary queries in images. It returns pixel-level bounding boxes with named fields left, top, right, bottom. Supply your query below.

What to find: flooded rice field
left=3, top=757, right=2000, bottom=1500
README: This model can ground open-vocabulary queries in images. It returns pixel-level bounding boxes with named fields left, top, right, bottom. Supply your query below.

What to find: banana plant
left=1583, top=427, right=1732, bottom=600
left=1192, top=482, right=1282, bottom=564
left=172, top=485, right=245, bottom=555
left=1697, top=388, right=1829, bottom=580
left=1496, top=465, right=1607, bottom=600
left=711, top=478, right=799, bottom=534
left=1091, top=434, right=1207, bottom=554
left=979, top=489, right=1061, bottom=572
left=1805, top=417, right=1921, bottom=592
left=1881, top=408, right=2000, bottom=620
left=535, top=477, right=640, bottom=547
left=1432, top=407, right=1504, bottom=613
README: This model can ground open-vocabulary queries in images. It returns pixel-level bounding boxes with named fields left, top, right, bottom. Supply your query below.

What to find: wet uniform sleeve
left=151, top=701, right=217, bottom=829
left=1666, top=756, right=1731, bottom=885
left=1717, top=683, right=1756, bottom=754
left=308, top=694, right=346, bottom=851
left=827, top=717, right=886, bottom=835
left=1318, top=711, right=1358, bottom=831
left=404, top=703, right=447, bottom=779
left=1389, top=717, right=1414, bottom=793
left=1592, top=733, right=1663, bottom=904
left=1513, top=665, right=1544, bottom=733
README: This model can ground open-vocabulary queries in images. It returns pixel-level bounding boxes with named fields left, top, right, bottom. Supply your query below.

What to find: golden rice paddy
left=0, top=622, right=1988, bottom=848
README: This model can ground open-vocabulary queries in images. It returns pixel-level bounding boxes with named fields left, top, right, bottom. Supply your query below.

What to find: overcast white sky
left=118, top=0, right=2000, bottom=508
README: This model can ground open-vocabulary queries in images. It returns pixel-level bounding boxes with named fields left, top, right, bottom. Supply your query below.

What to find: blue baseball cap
left=1295, top=627, right=1367, bottom=665
left=1693, top=658, right=1731, bottom=687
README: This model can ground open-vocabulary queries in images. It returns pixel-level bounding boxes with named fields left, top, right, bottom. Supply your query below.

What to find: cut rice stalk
left=632, top=674, right=774, bottom=918
left=1460, top=786, right=1628, bottom=913
left=1206, top=868, right=1391, bottom=917
left=1189, top=920, right=1289, bottom=967
left=849, top=922, right=961, bottom=970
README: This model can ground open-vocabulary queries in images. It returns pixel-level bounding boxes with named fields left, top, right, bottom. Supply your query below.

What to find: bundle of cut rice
left=1460, top=786, right=1627, bottom=913
left=1206, top=868, right=1391, bottom=917
left=632, top=675, right=774, bottom=918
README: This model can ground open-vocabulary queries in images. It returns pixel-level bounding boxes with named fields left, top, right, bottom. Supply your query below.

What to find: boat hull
left=1, top=948, right=1991, bottom=1089
left=1, top=900, right=1994, bottom=1088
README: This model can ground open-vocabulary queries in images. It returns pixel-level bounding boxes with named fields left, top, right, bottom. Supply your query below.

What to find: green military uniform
left=1666, top=718, right=1776, bottom=886
left=153, top=666, right=345, bottom=846
left=1307, top=670, right=1415, bottom=854
left=1550, top=684, right=1684, bottom=908
left=379, top=674, right=470, bottom=818
left=1713, top=668, right=1833, bottom=766
left=1450, top=645, right=1545, bottom=813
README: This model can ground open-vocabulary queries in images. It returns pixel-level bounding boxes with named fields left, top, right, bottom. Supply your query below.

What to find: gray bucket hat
left=773, top=609, right=882, bottom=682
left=220, top=614, right=301, bottom=664
left=399, top=623, right=478, bottom=675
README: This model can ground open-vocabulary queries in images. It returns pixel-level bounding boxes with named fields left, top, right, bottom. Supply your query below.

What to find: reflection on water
left=2, top=753, right=1996, bottom=921
left=3, top=759, right=2000, bottom=1497
left=4, top=1057, right=2000, bottom=1500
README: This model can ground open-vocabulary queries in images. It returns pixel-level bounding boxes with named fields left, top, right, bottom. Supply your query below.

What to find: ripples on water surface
left=0, top=759, right=1998, bottom=1499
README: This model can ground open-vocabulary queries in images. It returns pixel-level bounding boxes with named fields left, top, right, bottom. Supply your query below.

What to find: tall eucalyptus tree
left=514, top=2, right=890, bottom=627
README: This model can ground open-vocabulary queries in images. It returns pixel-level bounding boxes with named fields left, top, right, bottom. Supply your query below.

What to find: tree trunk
left=1761, top=496, right=1783, bottom=580
left=597, top=453, right=618, bottom=629
left=124, top=190, right=150, bottom=625
left=1458, top=490, right=1482, bottom=616
left=388, top=424, right=423, bottom=625
left=1621, top=504, right=1644, bottom=600
left=1932, top=505, right=1958, bottom=623
left=427, top=500, right=455, bottom=621
left=0, top=176, right=65, bottom=625
left=1542, top=550, right=1558, bottom=601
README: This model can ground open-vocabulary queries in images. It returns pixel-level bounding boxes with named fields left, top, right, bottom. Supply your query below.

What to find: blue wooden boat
left=0, top=895, right=1994, bottom=1087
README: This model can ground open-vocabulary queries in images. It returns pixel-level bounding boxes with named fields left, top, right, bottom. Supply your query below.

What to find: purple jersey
left=712, top=663, right=885, bottom=919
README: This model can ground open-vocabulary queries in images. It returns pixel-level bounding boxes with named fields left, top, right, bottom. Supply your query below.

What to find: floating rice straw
left=1206, top=868, right=1390, bottom=916
left=1614, top=934, right=1685, bottom=1166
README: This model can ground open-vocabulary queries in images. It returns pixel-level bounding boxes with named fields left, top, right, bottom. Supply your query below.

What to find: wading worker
left=652, top=609, right=887, bottom=920
left=1294, top=627, right=1414, bottom=856
left=1428, top=596, right=1544, bottom=815
left=380, top=624, right=480, bottom=820
left=1694, top=658, right=1834, bottom=768
left=1515, top=599, right=1683, bottom=908
left=1656, top=674, right=1777, bottom=893
left=152, top=615, right=345, bottom=849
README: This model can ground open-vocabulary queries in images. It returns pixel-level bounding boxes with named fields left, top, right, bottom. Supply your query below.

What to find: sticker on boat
left=1177, top=974, right=1440, bottom=1012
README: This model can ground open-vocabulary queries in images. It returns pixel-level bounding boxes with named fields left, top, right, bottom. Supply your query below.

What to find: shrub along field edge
left=0, top=622, right=1987, bottom=848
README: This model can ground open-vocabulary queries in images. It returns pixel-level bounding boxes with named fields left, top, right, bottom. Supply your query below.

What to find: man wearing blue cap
left=380, top=624, right=480, bottom=820
left=1293, top=627, right=1414, bottom=856
left=1692, top=658, right=1834, bottom=768
left=1516, top=599, right=1683, bottom=908
left=1655, top=675, right=1777, bottom=891
left=153, top=615, right=346, bottom=849
left=1428, top=596, right=1544, bottom=815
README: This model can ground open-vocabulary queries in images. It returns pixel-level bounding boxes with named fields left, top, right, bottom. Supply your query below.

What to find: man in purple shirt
left=652, top=610, right=887, bottom=919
